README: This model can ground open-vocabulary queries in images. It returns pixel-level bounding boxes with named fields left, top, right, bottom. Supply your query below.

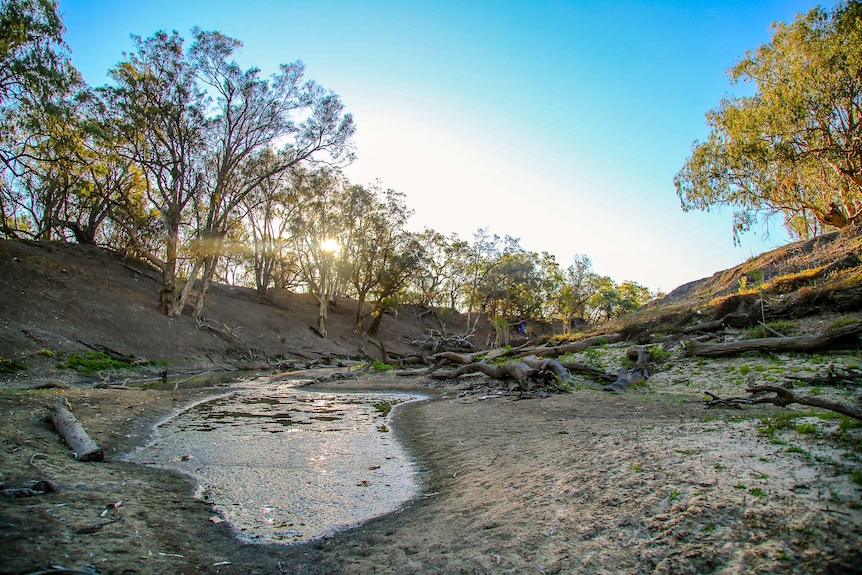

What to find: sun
left=320, top=238, right=340, bottom=254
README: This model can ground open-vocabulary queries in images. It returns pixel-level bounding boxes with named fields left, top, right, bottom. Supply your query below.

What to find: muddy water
left=126, top=380, right=427, bottom=544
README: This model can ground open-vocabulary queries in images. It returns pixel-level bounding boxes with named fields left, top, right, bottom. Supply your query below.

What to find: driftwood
left=512, top=333, right=622, bottom=359
left=426, top=343, right=638, bottom=392
left=701, top=391, right=755, bottom=409
left=197, top=317, right=255, bottom=358
left=785, top=364, right=862, bottom=387
left=603, top=346, right=649, bottom=392
left=686, top=321, right=862, bottom=357
left=747, top=384, right=862, bottom=420
left=0, top=480, right=55, bottom=498
left=412, top=329, right=475, bottom=353
left=47, top=398, right=104, bottom=462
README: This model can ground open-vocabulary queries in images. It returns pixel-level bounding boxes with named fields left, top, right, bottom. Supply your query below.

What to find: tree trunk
left=160, top=220, right=180, bottom=315
left=48, top=398, right=104, bottom=462
left=354, top=293, right=368, bottom=335
left=318, top=297, right=328, bottom=338
left=192, top=253, right=219, bottom=320
left=367, top=306, right=385, bottom=336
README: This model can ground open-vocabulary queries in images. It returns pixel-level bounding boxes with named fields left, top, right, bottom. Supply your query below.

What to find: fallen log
left=512, top=332, right=623, bottom=359
left=602, top=346, right=649, bottom=392
left=686, top=321, right=862, bottom=357
left=0, top=480, right=55, bottom=498
left=747, top=384, right=862, bottom=420
left=47, top=398, right=104, bottom=462
left=436, top=360, right=537, bottom=390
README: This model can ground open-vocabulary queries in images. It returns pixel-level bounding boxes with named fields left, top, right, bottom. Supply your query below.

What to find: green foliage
left=0, top=358, right=26, bottom=373
left=647, top=345, right=671, bottom=362
left=37, top=348, right=54, bottom=357
left=62, top=351, right=137, bottom=372
left=370, top=360, right=394, bottom=373
left=675, top=2, right=862, bottom=241
left=743, top=320, right=799, bottom=339
left=795, top=422, right=818, bottom=434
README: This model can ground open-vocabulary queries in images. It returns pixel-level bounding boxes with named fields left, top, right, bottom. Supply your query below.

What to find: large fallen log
left=747, top=384, right=862, bottom=420
left=432, top=360, right=538, bottom=390
left=47, top=398, right=104, bottom=462
left=686, top=321, right=862, bottom=357
left=513, top=333, right=623, bottom=359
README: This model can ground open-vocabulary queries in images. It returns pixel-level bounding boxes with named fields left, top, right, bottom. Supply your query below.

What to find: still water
left=126, top=379, right=426, bottom=544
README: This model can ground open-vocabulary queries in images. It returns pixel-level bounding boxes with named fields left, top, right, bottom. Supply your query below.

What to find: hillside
left=0, top=239, right=488, bottom=387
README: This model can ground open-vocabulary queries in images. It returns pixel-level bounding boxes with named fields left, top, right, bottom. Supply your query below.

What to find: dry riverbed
left=1, top=359, right=861, bottom=574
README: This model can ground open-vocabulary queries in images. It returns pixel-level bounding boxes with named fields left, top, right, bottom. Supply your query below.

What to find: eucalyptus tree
left=402, top=229, right=471, bottom=311
left=0, top=0, right=79, bottom=238
left=241, top=156, right=302, bottom=295
left=338, top=182, right=418, bottom=335
left=553, top=254, right=596, bottom=331
left=105, top=30, right=209, bottom=315
left=182, top=29, right=354, bottom=319
left=287, top=168, right=347, bottom=338
left=105, top=28, right=354, bottom=316
left=675, top=2, right=862, bottom=241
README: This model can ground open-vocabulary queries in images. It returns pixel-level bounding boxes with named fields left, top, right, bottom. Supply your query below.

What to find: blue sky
left=60, top=0, right=833, bottom=293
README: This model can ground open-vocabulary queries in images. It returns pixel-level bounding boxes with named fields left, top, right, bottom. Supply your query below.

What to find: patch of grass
left=669, top=489, right=683, bottom=502
left=62, top=351, right=139, bottom=373
left=647, top=345, right=672, bottom=362
left=739, top=364, right=751, bottom=375
left=0, top=358, right=26, bottom=373
left=851, top=470, right=862, bottom=485
left=370, top=360, right=394, bottom=372
left=373, top=401, right=396, bottom=416
left=795, top=422, right=818, bottom=434
left=748, top=487, right=767, bottom=498
left=37, top=349, right=54, bottom=358
left=839, top=417, right=862, bottom=432
left=733, top=483, right=746, bottom=490
left=785, top=445, right=811, bottom=457
left=630, top=463, right=643, bottom=472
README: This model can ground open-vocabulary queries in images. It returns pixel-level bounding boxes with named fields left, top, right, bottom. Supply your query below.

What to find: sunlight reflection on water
left=126, top=381, right=426, bottom=544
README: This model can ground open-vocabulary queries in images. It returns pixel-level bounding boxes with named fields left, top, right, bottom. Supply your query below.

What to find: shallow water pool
left=126, top=380, right=426, bottom=543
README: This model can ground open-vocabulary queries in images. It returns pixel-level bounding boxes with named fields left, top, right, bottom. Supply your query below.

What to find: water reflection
left=126, top=381, right=425, bottom=544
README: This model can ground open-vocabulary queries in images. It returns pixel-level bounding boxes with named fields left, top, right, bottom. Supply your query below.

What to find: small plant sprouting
left=748, top=487, right=767, bottom=498
left=630, top=463, right=643, bottom=472
left=669, top=489, right=683, bottom=502
left=373, top=401, right=396, bottom=417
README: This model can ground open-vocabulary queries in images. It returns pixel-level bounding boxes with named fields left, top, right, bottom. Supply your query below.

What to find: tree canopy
left=675, top=1, right=862, bottom=241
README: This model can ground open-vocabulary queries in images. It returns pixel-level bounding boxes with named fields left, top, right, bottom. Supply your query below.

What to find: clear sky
left=59, top=0, right=834, bottom=293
